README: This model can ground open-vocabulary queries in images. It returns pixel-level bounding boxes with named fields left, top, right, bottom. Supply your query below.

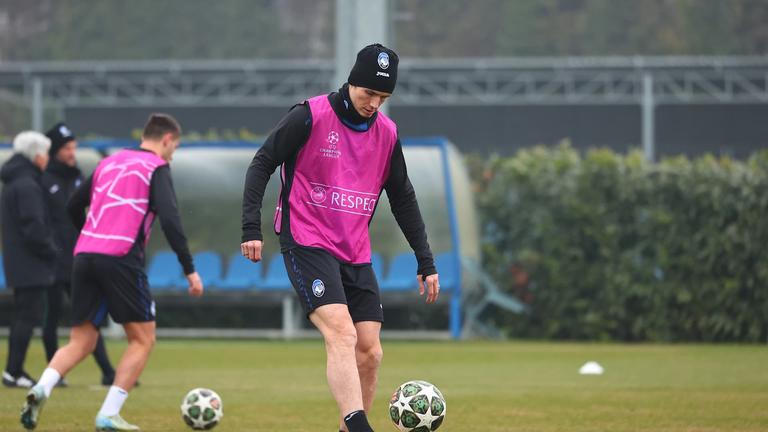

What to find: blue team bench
left=146, top=250, right=458, bottom=293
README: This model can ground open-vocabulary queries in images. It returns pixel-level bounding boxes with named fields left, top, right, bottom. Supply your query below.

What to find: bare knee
left=123, top=321, right=157, bottom=351
left=324, top=324, right=358, bottom=352
left=136, top=333, right=156, bottom=350
left=69, top=325, right=99, bottom=356
left=311, top=305, right=359, bottom=352
left=128, top=330, right=156, bottom=351
left=357, top=344, right=383, bottom=372
left=68, top=337, right=98, bottom=359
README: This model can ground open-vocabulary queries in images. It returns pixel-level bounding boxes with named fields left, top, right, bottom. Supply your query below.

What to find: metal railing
left=2, top=56, right=767, bottom=160
left=1, top=56, right=767, bottom=108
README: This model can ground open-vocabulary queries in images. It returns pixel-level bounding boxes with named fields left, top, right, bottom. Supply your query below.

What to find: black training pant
left=5, top=286, right=46, bottom=376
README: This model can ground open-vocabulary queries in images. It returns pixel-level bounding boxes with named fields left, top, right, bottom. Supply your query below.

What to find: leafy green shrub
left=473, top=144, right=768, bottom=342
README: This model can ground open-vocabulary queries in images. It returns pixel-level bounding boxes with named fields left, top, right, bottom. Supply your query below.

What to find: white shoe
left=94, top=413, right=141, bottom=431
left=20, top=384, right=47, bottom=430
left=3, top=370, right=36, bottom=388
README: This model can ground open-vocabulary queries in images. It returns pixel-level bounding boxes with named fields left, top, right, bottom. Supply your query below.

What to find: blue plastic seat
left=147, top=251, right=185, bottom=290
left=371, top=252, right=384, bottom=280
left=380, top=252, right=417, bottom=291
left=434, top=252, right=458, bottom=291
left=261, top=253, right=290, bottom=290
left=219, top=253, right=263, bottom=290
left=194, top=251, right=223, bottom=288
left=0, top=254, right=5, bottom=289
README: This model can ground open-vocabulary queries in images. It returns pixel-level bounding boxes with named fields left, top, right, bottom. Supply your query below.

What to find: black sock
left=343, top=410, right=373, bottom=432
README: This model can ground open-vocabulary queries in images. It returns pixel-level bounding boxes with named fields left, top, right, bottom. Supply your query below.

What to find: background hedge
left=469, top=144, right=768, bottom=342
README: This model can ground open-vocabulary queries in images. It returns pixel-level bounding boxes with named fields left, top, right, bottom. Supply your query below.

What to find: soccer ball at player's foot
left=389, top=380, right=446, bottom=431
left=180, top=388, right=223, bottom=430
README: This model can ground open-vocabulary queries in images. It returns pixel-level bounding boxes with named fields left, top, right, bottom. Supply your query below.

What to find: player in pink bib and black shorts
left=241, top=44, right=441, bottom=432
left=21, top=114, right=204, bottom=432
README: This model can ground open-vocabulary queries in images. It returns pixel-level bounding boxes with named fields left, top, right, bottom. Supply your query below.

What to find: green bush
left=472, top=144, right=768, bottom=342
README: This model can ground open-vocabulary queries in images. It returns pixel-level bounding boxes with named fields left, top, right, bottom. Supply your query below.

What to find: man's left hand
left=417, top=273, right=440, bottom=304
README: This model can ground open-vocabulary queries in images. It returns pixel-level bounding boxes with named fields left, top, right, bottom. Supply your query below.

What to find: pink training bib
left=275, top=95, right=397, bottom=264
left=74, top=149, right=167, bottom=257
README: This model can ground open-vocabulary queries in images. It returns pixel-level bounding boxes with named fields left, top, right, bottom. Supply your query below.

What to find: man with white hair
left=1, top=131, right=58, bottom=388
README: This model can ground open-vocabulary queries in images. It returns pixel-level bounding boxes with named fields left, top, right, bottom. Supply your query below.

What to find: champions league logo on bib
left=321, top=131, right=342, bottom=159
left=312, top=279, right=326, bottom=297
left=327, top=130, right=339, bottom=145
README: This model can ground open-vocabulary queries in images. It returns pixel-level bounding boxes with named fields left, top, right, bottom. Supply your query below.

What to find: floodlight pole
left=641, top=73, right=655, bottom=162
left=334, top=0, right=390, bottom=115
left=31, top=77, right=43, bottom=131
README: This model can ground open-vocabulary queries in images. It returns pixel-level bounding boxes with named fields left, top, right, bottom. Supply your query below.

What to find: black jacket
left=0, top=154, right=58, bottom=288
left=41, top=159, right=83, bottom=282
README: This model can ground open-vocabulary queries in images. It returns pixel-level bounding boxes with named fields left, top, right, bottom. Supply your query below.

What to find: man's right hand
left=241, top=240, right=263, bottom=263
left=186, top=272, right=204, bottom=297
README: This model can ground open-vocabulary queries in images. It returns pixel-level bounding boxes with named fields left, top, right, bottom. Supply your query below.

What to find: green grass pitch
left=1, top=339, right=767, bottom=431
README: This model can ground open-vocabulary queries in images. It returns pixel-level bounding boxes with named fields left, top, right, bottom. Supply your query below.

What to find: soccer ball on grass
left=180, top=388, right=223, bottom=430
left=388, top=380, right=446, bottom=431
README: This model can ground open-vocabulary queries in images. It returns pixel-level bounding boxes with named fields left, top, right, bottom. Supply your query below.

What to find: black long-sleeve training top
left=242, top=84, right=436, bottom=276
left=68, top=155, right=195, bottom=275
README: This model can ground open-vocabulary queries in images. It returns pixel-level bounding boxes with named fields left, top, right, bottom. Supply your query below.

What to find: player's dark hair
left=142, top=113, right=181, bottom=140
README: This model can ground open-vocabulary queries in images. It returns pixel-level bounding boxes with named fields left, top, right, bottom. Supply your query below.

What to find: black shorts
left=283, top=247, right=383, bottom=323
left=71, top=254, right=155, bottom=325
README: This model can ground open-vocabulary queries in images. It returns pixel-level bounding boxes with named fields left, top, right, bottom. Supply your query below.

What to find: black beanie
left=347, top=43, right=399, bottom=94
left=45, top=122, right=76, bottom=157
